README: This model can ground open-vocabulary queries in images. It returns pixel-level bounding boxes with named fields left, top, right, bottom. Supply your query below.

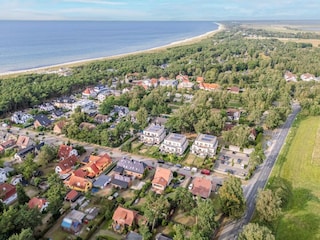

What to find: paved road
left=217, top=102, right=301, bottom=240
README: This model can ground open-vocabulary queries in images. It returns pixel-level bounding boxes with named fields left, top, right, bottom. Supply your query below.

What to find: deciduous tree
left=256, top=189, right=282, bottom=222
left=239, top=223, right=275, bottom=240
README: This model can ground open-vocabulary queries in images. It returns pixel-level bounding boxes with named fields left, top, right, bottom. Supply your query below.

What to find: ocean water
left=0, top=21, right=218, bottom=73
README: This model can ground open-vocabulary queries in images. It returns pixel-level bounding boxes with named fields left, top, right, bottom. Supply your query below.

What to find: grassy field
left=268, top=116, right=320, bottom=240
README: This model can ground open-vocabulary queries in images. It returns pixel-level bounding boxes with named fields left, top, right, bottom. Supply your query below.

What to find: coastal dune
left=0, top=23, right=224, bottom=77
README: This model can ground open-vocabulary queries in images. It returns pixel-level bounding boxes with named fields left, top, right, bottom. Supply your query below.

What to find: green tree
left=239, top=223, right=275, bottom=240
left=16, top=184, right=30, bottom=205
left=256, top=189, right=282, bottom=222
left=173, top=187, right=195, bottom=212
left=8, top=228, right=34, bottom=240
left=136, top=107, right=148, bottom=129
left=173, top=224, right=186, bottom=240
left=46, top=173, right=67, bottom=216
left=143, top=192, right=170, bottom=231
left=139, top=224, right=152, bottom=240
left=18, top=153, right=38, bottom=180
left=219, top=176, right=246, bottom=218
left=37, top=144, right=57, bottom=165
left=191, top=198, right=218, bottom=238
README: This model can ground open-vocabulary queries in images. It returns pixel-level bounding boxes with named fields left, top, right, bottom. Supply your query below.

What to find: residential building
left=126, top=231, right=143, bottom=240
left=191, top=134, right=218, bottom=157
left=0, top=139, right=16, bottom=149
left=71, top=99, right=96, bottom=111
left=160, top=133, right=188, bottom=155
left=196, top=76, right=204, bottom=83
left=82, top=88, right=96, bottom=98
left=228, top=86, right=240, bottom=94
left=94, top=84, right=108, bottom=93
left=14, top=145, right=36, bottom=162
left=190, top=177, right=213, bottom=199
left=284, top=71, right=297, bottom=82
left=53, top=121, right=66, bottom=134
left=249, top=128, right=257, bottom=141
left=176, top=74, right=189, bottom=82
left=10, top=174, right=23, bottom=185
left=300, top=73, right=316, bottom=81
left=112, top=206, right=138, bottom=232
left=39, top=103, right=55, bottom=112
left=93, top=175, right=111, bottom=189
left=94, top=114, right=112, bottom=124
left=61, top=209, right=86, bottom=233
left=79, top=122, right=96, bottom=130
left=54, top=97, right=75, bottom=109
left=65, top=175, right=92, bottom=192
left=116, top=159, right=147, bottom=179
left=97, top=90, right=111, bottom=102
left=16, top=135, right=32, bottom=149
left=0, top=183, right=17, bottom=205
left=152, top=167, right=173, bottom=193
left=58, top=145, right=78, bottom=160
left=55, top=155, right=79, bottom=176
left=159, top=79, right=178, bottom=88
left=81, top=153, right=112, bottom=178
left=140, top=124, right=166, bottom=145
left=226, top=109, right=240, bottom=121
left=65, top=190, right=82, bottom=202
left=111, top=174, right=131, bottom=189
left=0, top=167, right=13, bottom=183
left=113, top=105, right=129, bottom=118
left=199, top=82, right=220, bottom=91
left=28, top=197, right=49, bottom=212
left=34, top=114, right=52, bottom=128
left=11, top=111, right=33, bottom=124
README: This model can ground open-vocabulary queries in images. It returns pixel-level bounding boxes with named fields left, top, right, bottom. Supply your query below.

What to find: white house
left=160, top=133, right=188, bottom=155
left=11, top=111, right=33, bottom=124
left=10, top=174, right=23, bottom=185
left=140, top=124, right=166, bottom=145
left=191, top=134, right=218, bottom=157
left=0, top=168, right=10, bottom=183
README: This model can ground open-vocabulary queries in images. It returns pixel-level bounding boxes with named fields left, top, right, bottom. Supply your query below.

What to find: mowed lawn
left=269, top=116, right=320, bottom=240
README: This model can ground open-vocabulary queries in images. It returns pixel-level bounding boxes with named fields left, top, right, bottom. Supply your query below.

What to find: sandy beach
left=0, top=22, right=225, bottom=78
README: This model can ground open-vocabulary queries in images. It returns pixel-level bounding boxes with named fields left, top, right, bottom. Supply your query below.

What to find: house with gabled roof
left=190, top=177, right=213, bottom=199
left=64, top=175, right=92, bottom=192
left=79, top=122, right=96, bottom=130
left=55, top=155, right=79, bottom=176
left=34, top=114, right=52, bottom=128
left=112, top=206, right=139, bottom=232
left=94, top=114, right=112, bottom=124
left=61, top=209, right=86, bottom=233
left=111, top=174, right=131, bottom=189
left=284, top=71, right=297, bottom=82
left=58, top=144, right=78, bottom=160
left=116, top=158, right=147, bottom=179
left=82, top=153, right=112, bottom=178
left=199, top=82, right=220, bottom=91
left=152, top=167, right=173, bottom=193
left=300, top=73, right=316, bottom=82
left=82, top=87, right=96, bottom=98
left=0, top=139, right=16, bottom=150
left=0, top=183, right=17, bottom=205
left=16, top=135, right=32, bottom=149
left=28, top=197, right=49, bottom=212
left=53, top=121, right=67, bottom=134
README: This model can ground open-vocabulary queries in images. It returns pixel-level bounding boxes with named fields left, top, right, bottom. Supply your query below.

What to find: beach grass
left=268, top=116, right=320, bottom=240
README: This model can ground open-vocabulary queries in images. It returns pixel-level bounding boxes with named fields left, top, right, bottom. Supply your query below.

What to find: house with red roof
left=176, top=74, right=189, bottom=82
left=190, top=177, right=213, bottom=199
left=82, top=153, right=112, bottom=178
left=55, top=155, right=79, bottom=176
left=199, top=82, right=220, bottom=91
left=0, top=183, right=17, bottom=205
left=65, top=190, right=82, bottom=202
left=300, top=73, right=316, bottom=82
left=82, top=87, right=96, bottom=98
left=16, top=135, right=32, bottom=149
left=28, top=197, right=49, bottom=212
left=64, top=175, right=92, bottom=192
left=284, top=71, right=297, bottom=82
left=228, top=86, right=240, bottom=94
left=152, top=167, right=173, bottom=194
left=58, top=144, right=78, bottom=160
left=196, top=76, right=204, bottom=83
left=53, top=121, right=67, bottom=134
left=112, top=206, right=139, bottom=232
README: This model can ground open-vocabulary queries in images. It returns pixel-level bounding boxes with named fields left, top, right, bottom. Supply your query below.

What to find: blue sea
left=0, top=21, right=218, bottom=73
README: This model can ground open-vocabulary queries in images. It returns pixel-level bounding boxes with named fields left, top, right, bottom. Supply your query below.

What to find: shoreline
left=0, top=22, right=225, bottom=77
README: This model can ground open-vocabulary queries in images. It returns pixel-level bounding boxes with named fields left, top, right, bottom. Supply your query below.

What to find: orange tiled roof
left=112, top=206, right=138, bottom=226
left=16, top=135, right=30, bottom=148
left=66, top=175, right=91, bottom=191
left=199, top=82, right=220, bottom=90
left=57, top=155, right=78, bottom=173
left=28, top=197, right=47, bottom=210
left=73, top=168, right=88, bottom=178
left=196, top=76, right=204, bottom=83
left=152, top=167, right=172, bottom=187
left=191, top=177, right=212, bottom=199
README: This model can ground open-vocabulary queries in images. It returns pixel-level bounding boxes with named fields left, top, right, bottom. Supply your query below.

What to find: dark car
left=175, top=164, right=182, bottom=168
left=157, top=159, right=165, bottom=164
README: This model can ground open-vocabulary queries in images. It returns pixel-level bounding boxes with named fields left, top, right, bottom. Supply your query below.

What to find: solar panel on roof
left=204, top=135, right=214, bottom=139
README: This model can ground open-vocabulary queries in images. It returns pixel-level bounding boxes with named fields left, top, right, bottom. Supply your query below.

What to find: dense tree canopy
left=239, top=223, right=275, bottom=240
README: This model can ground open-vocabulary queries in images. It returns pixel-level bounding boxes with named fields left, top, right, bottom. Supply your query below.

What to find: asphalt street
left=217, top=102, right=301, bottom=240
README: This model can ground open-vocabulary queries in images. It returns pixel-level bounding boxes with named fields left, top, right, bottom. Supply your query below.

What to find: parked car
left=157, top=159, right=165, bottom=164
left=183, top=166, right=191, bottom=171
left=188, top=183, right=193, bottom=190
left=201, top=169, right=211, bottom=175
left=175, top=164, right=182, bottom=168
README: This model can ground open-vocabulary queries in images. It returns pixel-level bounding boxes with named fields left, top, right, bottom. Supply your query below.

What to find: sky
left=0, top=0, right=319, bottom=21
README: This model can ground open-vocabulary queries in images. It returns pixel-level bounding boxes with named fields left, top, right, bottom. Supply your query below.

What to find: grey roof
left=17, top=145, right=35, bottom=157
left=117, top=159, right=147, bottom=174
left=126, top=231, right=143, bottom=240
left=196, top=134, right=217, bottom=144
left=93, top=175, right=111, bottom=188
left=113, top=166, right=124, bottom=174
left=144, top=124, right=165, bottom=134
left=156, top=233, right=173, bottom=240
left=65, top=209, right=85, bottom=222
left=111, top=179, right=129, bottom=189
left=165, top=133, right=187, bottom=144
left=34, top=114, right=52, bottom=126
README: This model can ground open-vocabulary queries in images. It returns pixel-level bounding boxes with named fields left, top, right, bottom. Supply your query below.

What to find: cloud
left=63, top=0, right=126, bottom=5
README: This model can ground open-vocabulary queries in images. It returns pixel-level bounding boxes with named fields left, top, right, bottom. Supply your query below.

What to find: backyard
left=268, top=116, right=320, bottom=240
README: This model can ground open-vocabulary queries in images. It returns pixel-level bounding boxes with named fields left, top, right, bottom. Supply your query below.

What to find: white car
left=188, top=183, right=193, bottom=190
left=183, top=166, right=191, bottom=171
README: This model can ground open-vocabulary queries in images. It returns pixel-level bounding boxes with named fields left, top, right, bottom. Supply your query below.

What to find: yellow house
left=65, top=175, right=92, bottom=192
